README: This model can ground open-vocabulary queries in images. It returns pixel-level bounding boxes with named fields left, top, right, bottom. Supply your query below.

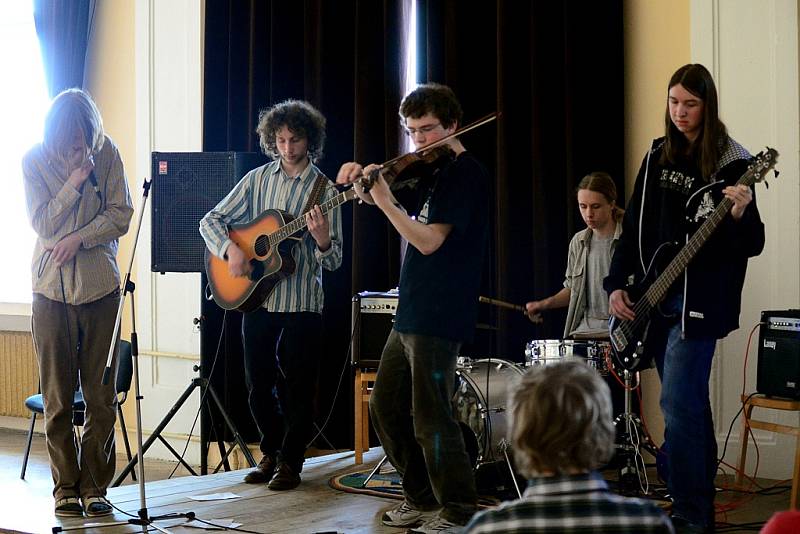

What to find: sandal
left=82, top=495, right=113, bottom=517
left=54, top=496, right=83, bottom=517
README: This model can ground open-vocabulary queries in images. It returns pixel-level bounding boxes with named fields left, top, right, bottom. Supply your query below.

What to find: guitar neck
left=268, top=189, right=356, bottom=246
left=641, top=171, right=757, bottom=308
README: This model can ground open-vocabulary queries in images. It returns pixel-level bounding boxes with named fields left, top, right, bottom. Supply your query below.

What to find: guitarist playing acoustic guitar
left=604, top=64, right=767, bottom=534
left=199, top=99, right=342, bottom=492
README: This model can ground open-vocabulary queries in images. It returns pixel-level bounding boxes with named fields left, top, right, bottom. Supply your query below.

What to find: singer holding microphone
left=22, top=88, right=133, bottom=517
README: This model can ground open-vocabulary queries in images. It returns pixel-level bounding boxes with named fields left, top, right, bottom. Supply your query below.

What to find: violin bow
left=354, top=111, right=499, bottom=190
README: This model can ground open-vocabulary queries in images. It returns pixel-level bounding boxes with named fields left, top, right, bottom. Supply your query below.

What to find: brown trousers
left=31, top=291, right=119, bottom=500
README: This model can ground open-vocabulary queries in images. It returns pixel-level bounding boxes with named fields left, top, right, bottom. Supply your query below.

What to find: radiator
left=0, top=331, right=38, bottom=417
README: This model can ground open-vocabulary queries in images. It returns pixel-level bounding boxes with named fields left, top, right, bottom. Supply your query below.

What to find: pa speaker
left=757, top=310, right=800, bottom=399
left=351, top=292, right=398, bottom=368
left=151, top=151, right=268, bottom=273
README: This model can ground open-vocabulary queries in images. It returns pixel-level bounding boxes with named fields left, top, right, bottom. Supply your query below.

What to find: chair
left=736, top=393, right=800, bottom=509
left=20, top=340, right=135, bottom=481
left=354, top=368, right=377, bottom=465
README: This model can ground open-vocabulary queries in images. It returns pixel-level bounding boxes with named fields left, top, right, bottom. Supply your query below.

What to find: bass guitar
left=609, top=147, right=778, bottom=372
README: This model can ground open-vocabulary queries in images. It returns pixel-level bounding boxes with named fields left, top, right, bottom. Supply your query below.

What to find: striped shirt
left=23, top=136, right=134, bottom=305
left=199, top=159, right=342, bottom=313
left=464, top=472, right=674, bottom=533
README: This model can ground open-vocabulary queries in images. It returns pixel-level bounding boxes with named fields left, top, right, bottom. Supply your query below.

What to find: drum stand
left=613, top=369, right=658, bottom=496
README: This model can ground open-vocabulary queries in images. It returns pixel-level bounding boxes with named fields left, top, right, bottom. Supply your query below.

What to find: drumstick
left=478, top=296, right=543, bottom=324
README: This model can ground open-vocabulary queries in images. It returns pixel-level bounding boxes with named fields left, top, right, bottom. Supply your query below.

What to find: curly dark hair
left=399, top=83, right=463, bottom=129
left=256, top=99, right=326, bottom=161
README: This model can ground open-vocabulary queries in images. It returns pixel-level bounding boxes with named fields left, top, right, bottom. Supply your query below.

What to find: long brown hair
left=577, top=171, right=623, bottom=222
left=661, top=63, right=728, bottom=180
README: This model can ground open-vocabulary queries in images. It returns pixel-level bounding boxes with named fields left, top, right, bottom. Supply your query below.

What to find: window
left=0, top=3, right=50, bottom=305
left=403, top=0, right=418, bottom=153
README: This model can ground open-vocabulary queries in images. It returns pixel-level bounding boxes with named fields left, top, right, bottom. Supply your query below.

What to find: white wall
left=692, top=0, right=800, bottom=479
left=131, top=0, right=205, bottom=462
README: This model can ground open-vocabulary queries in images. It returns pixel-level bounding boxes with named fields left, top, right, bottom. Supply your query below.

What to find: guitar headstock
left=748, top=147, right=779, bottom=186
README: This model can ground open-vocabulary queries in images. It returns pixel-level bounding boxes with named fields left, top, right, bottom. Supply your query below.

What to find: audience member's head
left=508, top=359, right=615, bottom=478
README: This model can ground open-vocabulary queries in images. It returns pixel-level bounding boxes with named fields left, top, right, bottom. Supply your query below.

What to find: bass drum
left=452, top=358, right=524, bottom=467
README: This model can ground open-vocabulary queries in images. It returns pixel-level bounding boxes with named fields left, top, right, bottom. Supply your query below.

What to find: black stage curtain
left=202, top=0, right=623, bottom=449
left=202, top=0, right=410, bottom=449
left=417, top=0, right=624, bottom=361
left=33, top=0, right=95, bottom=97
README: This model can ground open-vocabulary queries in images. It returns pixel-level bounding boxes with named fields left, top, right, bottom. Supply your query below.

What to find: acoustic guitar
left=609, top=147, right=778, bottom=372
left=205, top=188, right=357, bottom=312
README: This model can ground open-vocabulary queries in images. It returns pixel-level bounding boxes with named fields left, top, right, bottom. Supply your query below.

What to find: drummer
left=525, top=172, right=622, bottom=339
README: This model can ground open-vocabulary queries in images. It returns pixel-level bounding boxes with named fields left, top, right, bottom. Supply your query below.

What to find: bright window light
left=404, top=0, right=417, bottom=153
left=0, top=2, right=50, bottom=304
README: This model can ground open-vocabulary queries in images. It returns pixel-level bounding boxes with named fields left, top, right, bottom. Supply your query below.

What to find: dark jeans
left=241, top=310, right=321, bottom=473
left=650, top=295, right=718, bottom=528
left=369, top=329, right=478, bottom=525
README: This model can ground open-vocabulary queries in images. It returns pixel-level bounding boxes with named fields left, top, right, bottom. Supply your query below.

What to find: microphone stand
left=55, top=178, right=194, bottom=533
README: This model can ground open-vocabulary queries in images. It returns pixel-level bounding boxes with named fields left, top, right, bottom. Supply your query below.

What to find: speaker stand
left=112, top=371, right=256, bottom=487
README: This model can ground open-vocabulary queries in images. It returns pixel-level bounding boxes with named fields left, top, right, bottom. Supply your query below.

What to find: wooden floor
left=0, top=426, right=791, bottom=533
left=0, top=426, right=400, bottom=534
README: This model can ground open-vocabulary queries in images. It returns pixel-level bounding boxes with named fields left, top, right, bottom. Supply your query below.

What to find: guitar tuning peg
left=774, top=170, right=780, bottom=178
left=764, top=180, right=769, bottom=189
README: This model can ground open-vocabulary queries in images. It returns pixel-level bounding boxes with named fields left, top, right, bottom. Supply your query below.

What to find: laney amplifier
left=351, top=291, right=398, bottom=368
left=757, top=310, right=800, bottom=399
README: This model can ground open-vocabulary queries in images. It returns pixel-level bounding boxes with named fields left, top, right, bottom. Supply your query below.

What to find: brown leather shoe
left=243, top=455, right=276, bottom=484
left=267, top=462, right=301, bottom=490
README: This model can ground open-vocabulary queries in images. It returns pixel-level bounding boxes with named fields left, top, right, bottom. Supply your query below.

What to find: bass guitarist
left=604, top=64, right=764, bottom=534
left=199, top=99, right=342, bottom=491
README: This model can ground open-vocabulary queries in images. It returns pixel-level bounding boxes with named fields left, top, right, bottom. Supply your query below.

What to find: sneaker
left=382, top=501, right=439, bottom=527
left=244, top=455, right=276, bottom=484
left=407, top=515, right=462, bottom=533
left=54, top=497, right=83, bottom=517
left=82, top=496, right=113, bottom=517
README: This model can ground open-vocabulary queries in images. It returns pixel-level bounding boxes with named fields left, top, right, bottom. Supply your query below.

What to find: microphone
left=88, top=169, right=101, bottom=199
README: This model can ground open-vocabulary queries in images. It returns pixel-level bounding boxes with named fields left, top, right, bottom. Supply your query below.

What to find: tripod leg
left=501, top=442, right=522, bottom=499
left=155, top=435, right=198, bottom=475
left=112, top=380, right=199, bottom=487
left=204, top=382, right=257, bottom=468
left=361, top=455, right=390, bottom=488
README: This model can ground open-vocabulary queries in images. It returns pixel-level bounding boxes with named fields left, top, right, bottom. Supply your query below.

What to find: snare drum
left=524, top=339, right=610, bottom=376
left=452, top=358, right=523, bottom=466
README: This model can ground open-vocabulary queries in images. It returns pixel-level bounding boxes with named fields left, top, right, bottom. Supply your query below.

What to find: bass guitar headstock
left=748, top=147, right=779, bottom=188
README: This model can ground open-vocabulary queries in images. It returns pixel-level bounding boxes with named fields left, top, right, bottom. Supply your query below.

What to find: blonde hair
left=43, top=88, right=104, bottom=164
left=508, top=360, right=615, bottom=477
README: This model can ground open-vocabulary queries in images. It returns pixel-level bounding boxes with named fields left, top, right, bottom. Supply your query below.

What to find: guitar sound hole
left=254, top=236, right=269, bottom=256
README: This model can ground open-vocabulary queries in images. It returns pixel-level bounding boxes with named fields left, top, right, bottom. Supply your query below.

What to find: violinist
left=200, top=99, right=342, bottom=491
left=337, top=83, right=488, bottom=533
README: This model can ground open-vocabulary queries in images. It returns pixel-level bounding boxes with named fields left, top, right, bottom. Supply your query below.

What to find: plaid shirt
left=464, top=472, right=674, bottom=533
left=199, top=159, right=342, bottom=313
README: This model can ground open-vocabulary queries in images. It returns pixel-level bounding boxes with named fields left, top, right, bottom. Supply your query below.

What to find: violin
left=360, top=112, right=498, bottom=192
left=364, top=144, right=453, bottom=191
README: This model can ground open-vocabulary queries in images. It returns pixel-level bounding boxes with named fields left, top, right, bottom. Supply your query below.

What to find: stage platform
left=3, top=448, right=399, bottom=534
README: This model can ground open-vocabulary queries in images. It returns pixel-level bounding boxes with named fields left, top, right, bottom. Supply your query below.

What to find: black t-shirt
left=393, top=151, right=489, bottom=343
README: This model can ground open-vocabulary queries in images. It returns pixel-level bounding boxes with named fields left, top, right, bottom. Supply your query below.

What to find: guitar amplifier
left=352, top=291, right=398, bottom=368
left=757, top=310, right=800, bottom=399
